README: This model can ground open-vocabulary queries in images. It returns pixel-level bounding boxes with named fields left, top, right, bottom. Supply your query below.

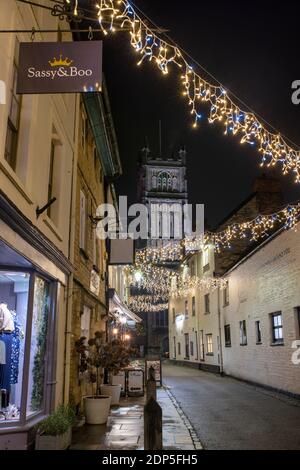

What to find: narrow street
left=163, top=363, right=300, bottom=450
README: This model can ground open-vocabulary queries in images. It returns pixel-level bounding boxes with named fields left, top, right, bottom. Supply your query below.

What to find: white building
left=169, top=176, right=300, bottom=397
left=0, top=1, right=78, bottom=448
left=221, top=224, right=300, bottom=396
left=169, top=247, right=222, bottom=373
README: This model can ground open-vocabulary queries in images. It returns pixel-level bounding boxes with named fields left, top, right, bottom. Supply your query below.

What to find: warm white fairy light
left=95, top=0, right=300, bottom=182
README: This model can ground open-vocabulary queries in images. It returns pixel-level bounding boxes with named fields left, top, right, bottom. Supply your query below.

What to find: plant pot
left=35, top=428, right=72, bottom=450
left=84, top=395, right=111, bottom=425
left=100, top=384, right=122, bottom=405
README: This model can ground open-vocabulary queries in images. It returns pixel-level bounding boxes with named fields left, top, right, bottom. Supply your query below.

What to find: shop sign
left=17, top=41, right=102, bottom=94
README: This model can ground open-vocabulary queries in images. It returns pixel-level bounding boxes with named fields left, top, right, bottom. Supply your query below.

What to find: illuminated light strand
left=94, top=0, right=300, bottom=182
left=128, top=294, right=169, bottom=303
left=186, top=203, right=300, bottom=252
left=133, top=203, right=300, bottom=259
left=127, top=299, right=169, bottom=313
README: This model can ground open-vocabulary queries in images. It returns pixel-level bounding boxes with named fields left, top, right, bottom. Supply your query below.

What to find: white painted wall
left=169, top=247, right=221, bottom=369
left=222, top=225, right=300, bottom=395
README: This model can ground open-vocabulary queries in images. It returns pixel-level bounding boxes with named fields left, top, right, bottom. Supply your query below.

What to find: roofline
left=222, top=224, right=288, bottom=277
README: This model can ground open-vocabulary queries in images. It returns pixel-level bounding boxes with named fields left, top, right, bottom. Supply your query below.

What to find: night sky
left=96, top=0, right=300, bottom=227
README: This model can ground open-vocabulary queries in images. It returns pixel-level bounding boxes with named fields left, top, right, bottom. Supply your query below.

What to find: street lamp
left=124, top=334, right=131, bottom=341
left=134, top=270, right=143, bottom=283
left=112, top=328, right=118, bottom=336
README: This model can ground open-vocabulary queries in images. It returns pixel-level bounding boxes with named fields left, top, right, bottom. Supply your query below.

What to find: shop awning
left=108, top=289, right=142, bottom=324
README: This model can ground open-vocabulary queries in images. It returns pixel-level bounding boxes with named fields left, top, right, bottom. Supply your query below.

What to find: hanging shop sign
left=17, top=41, right=102, bottom=94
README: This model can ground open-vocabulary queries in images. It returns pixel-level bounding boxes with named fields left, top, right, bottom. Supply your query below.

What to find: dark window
left=204, top=294, right=210, bottom=314
left=172, top=307, right=175, bottom=323
left=185, top=300, right=188, bottom=319
left=224, top=324, right=231, bottom=347
left=190, top=341, right=194, bottom=356
left=255, top=320, right=262, bottom=344
left=195, top=331, right=199, bottom=359
left=173, top=337, right=176, bottom=358
left=192, top=296, right=196, bottom=316
left=178, top=342, right=181, bottom=355
left=155, top=311, right=168, bottom=327
left=184, top=333, right=189, bottom=359
left=240, top=320, right=247, bottom=346
left=295, top=307, right=300, bottom=338
left=271, top=312, right=283, bottom=344
left=5, top=40, right=22, bottom=170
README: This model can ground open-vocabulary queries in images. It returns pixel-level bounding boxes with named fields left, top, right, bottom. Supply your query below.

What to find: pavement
left=163, top=362, right=300, bottom=450
left=70, top=387, right=198, bottom=450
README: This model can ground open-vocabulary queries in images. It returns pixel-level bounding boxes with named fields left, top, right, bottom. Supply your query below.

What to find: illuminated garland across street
left=93, top=0, right=300, bottom=182
left=127, top=299, right=169, bottom=313
left=188, top=203, right=300, bottom=252
left=134, top=203, right=300, bottom=260
left=124, top=204, right=300, bottom=308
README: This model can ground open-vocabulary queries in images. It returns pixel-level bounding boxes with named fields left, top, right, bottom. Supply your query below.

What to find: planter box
left=35, top=427, right=72, bottom=450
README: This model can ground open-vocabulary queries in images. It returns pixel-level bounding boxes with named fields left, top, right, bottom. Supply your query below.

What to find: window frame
left=184, top=299, right=188, bottom=319
left=0, top=268, right=57, bottom=429
left=192, top=296, right=196, bottom=316
left=224, top=324, right=231, bottom=347
left=239, top=320, right=247, bottom=346
left=255, top=320, right=262, bottom=344
left=4, top=39, right=22, bottom=171
left=223, top=283, right=229, bottom=306
left=204, top=293, right=210, bottom=314
left=270, top=312, right=284, bottom=345
left=79, top=189, right=88, bottom=253
left=206, top=334, right=213, bottom=355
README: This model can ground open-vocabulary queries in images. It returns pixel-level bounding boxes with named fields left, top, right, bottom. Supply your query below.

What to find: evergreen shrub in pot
left=35, top=404, right=75, bottom=450
left=75, top=332, right=111, bottom=424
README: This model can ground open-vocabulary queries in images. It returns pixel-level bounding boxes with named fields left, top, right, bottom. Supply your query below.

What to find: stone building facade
left=137, top=146, right=188, bottom=356
left=69, top=89, right=122, bottom=409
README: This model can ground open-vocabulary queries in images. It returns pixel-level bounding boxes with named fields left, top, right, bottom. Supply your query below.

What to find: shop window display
left=0, top=272, right=51, bottom=424
left=27, top=277, right=50, bottom=416
left=0, top=272, right=29, bottom=423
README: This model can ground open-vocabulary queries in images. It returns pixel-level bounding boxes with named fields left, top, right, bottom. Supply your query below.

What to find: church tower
left=137, top=144, right=188, bottom=246
left=136, top=144, right=188, bottom=355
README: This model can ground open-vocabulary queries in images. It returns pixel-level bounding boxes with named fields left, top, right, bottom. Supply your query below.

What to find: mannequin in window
left=0, top=303, right=15, bottom=408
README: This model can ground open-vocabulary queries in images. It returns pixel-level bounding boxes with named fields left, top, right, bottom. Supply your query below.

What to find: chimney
left=253, top=173, right=283, bottom=213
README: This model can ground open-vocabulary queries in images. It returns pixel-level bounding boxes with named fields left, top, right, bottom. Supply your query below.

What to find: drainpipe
left=217, top=286, right=224, bottom=375
left=63, top=94, right=80, bottom=404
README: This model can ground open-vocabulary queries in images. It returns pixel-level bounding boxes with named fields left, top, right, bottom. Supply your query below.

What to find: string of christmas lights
left=92, top=0, right=300, bottom=182
left=127, top=299, right=169, bottom=313
left=186, top=203, right=300, bottom=252
left=133, top=202, right=300, bottom=260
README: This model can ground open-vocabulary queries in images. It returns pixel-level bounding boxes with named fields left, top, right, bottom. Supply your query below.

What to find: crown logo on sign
left=49, top=54, right=73, bottom=67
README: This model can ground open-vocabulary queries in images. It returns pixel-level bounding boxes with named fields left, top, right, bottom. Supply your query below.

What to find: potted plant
left=35, top=404, right=75, bottom=450
left=100, top=338, right=136, bottom=405
left=75, top=332, right=111, bottom=424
